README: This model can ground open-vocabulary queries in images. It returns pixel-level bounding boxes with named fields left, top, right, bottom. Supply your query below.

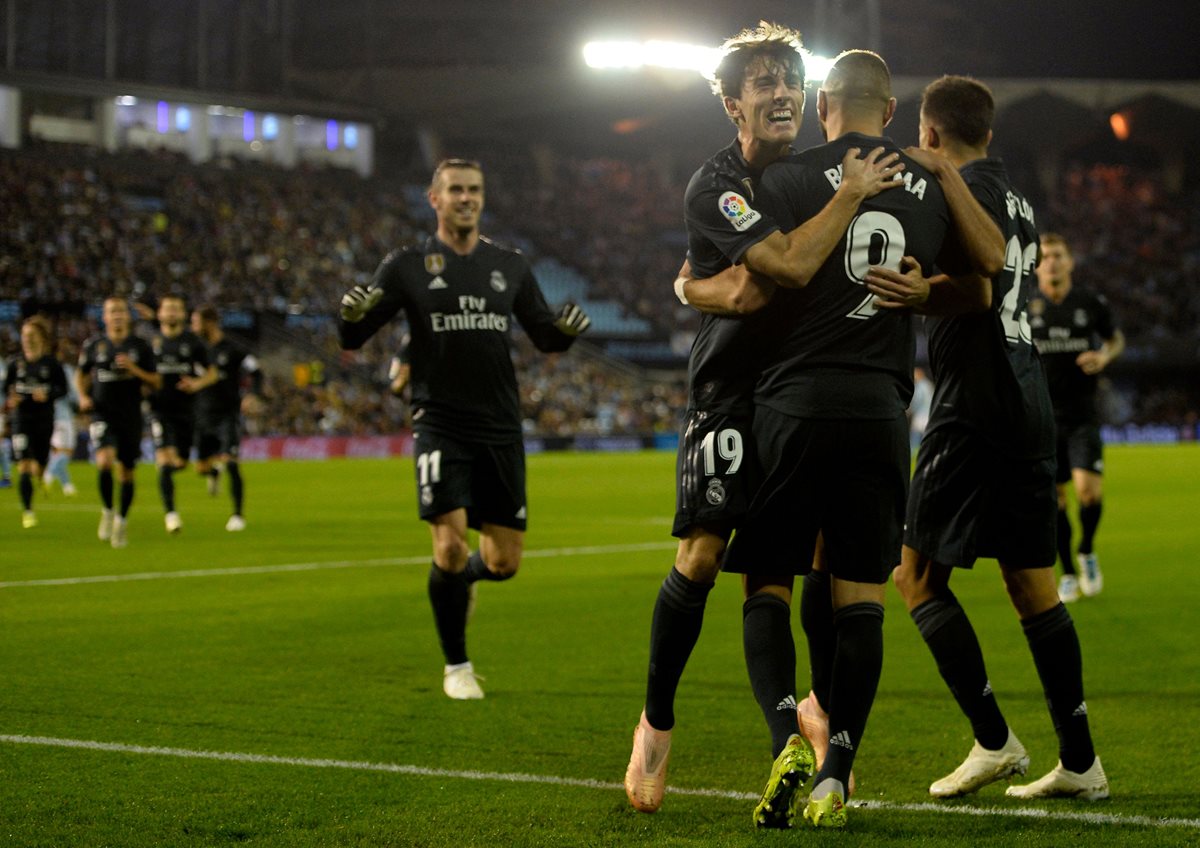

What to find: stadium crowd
left=2, top=145, right=1197, bottom=438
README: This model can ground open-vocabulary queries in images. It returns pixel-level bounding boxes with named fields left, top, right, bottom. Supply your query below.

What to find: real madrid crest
left=490, top=270, right=507, bottom=292
left=1073, top=308, right=1088, bottom=327
left=425, top=253, right=446, bottom=275
left=705, top=478, right=726, bottom=506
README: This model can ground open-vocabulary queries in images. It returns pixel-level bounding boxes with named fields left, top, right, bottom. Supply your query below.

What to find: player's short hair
left=821, top=49, right=891, bottom=105
left=1041, top=232, right=1072, bottom=255
left=710, top=21, right=805, bottom=100
left=159, top=293, right=187, bottom=309
left=196, top=305, right=221, bottom=325
left=921, top=75, right=994, bottom=148
left=430, top=158, right=484, bottom=190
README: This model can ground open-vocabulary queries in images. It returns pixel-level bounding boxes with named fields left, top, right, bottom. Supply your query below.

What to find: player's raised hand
left=902, top=146, right=950, bottom=177
left=554, top=302, right=591, bottom=336
left=340, top=285, right=383, bottom=322
left=865, top=255, right=931, bottom=309
left=841, top=146, right=905, bottom=200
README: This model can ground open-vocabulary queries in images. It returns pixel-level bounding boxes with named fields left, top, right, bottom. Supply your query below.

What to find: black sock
left=428, top=563, right=470, bottom=665
left=19, top=472, right=33, bottom=510
left=119, top=480, right=135, bottom=517
left=99, top=469, right=114, bottom=509
left=208, top=467, right=220, bottom=482
left=643, top=567, right=714, bottom=731
left=227, top=461, right=244, bottom=515
left=1022, top=603, right=1095, bottom=773
left=818, top=602, right=885, bottom=794
left=1057, top=508, right=1076, bottom=574
left=743, top=593, right=798, bottom=758
left=800, top=570, right=835, bottom=710
left=911, top=593, right=1008, bottom=749
left=158, top=465, right=176, bottom=513
left=1078, top=501, right=1102, bottom=555
left=463, top=551, right=513, bottom=584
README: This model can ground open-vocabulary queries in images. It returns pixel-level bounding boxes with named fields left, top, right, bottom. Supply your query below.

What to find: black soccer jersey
left=752, top=133, right=967, bottom=419
left=923, top=158, right=1055, bottom=459
left=339, top=234, right=578, bottom=443
left=3, top=354, right=67, bottom=429
left=681, top=139, right=783, bottom=414
left=151, top=330, right=209, bottom=415
left=78, top=334, right=156, bottom=422
left=1029, top=286, right=1117, bottom=426
left=196, top=338, right=258, bottom=421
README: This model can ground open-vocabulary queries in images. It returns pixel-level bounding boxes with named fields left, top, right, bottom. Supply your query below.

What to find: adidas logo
left=1073, top=701, right=1088, bottom=717
left=775, top=695, right=798, bottom=712
left=428, top=275, right=448, bottom=289
left=829, top=731, right=854, bottom=750
left=982, top=681, right=993, bottom=697
left=515, top=506, right=527, bottom=520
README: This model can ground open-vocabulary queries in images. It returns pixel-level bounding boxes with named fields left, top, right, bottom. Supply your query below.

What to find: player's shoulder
left=687, top=140, right=755, bottom=199
left=474, top=236, right=533, bottom=276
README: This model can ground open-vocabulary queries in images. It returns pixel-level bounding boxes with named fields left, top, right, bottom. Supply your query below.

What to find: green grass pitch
left=2, top=444, right=1198, bottom=846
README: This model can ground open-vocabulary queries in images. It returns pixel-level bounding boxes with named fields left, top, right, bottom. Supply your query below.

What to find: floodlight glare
left=583, top=40, right=720, bottom=74
left=583, top=40, right=832, bottom=82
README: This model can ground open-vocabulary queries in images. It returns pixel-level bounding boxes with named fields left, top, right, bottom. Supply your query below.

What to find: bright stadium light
left=583, top=40, right=833, bottom=82
left=583, top=40, right=720, bottom=74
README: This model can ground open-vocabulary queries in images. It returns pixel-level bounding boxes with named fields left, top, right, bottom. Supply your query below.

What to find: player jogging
left=338, top=158, right=590, bottom=701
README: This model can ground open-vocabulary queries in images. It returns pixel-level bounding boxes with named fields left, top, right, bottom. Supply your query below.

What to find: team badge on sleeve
left=718, top=191, right=762, bottom=232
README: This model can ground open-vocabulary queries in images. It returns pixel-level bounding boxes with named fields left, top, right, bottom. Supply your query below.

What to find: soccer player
left=338, top=158, right=591, bottom=701
left=868, top=75, right=1109, bottom=802
left=77, top=297, right=159, bottom=548
left=717, top=51, right=994, bottom=828
left=624, top=24, right=906, bottom=824
left=3, top=317, right=67, bottom=528
left=192, top=305, right=262, bottom=531
left=149, top=295, right=215, bottom=534
left=1030, top=234, right=1124, bottom=601
left=44, top=338, right=80, bottom=496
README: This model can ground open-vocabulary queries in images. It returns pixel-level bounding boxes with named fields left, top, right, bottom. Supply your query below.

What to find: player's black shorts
left=89, top=416, right=143, bottom=469
left=12, top=419, right=53, bottom=467
left=905, top=426, right=1057, bottom=570
left=1055, top=420, right=1103, bottom=482
left=412, top=429, right=527, bottom=531
left=671, top=407, right=760, bottom=538
left=723, top=407, right=909, bottom=584
left=151, top=411, right=195, bottom=458
left=196, top=414, right=241, bottom=461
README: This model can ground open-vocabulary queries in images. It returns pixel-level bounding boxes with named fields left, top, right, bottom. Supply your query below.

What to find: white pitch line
left=2, top=734, right=1198, bottom=832
left=0, top=541, right=677, bottom=589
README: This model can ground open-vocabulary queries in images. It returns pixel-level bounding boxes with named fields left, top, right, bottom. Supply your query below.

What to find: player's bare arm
left=178, top=365, right=219, bottom=394
left=675, top=258, right=775, bottom=316
left=75, top=369, right=93, bottom=412
left=1076, top=328, right=1125, bottom=375
left=904, top=146, right=1004, bottom=277
left=742, top=146, right=904, bottom=288
left=866, top=255, right=991, bottom=315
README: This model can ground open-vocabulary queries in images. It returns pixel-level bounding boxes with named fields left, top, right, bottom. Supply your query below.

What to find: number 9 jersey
left=752, top=132, right=969, bottom=419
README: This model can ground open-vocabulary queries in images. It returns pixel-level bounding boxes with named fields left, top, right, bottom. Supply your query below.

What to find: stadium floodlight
left=583, top=40, right=833, bottom=82
left=583, top=40, right=721, bottom=74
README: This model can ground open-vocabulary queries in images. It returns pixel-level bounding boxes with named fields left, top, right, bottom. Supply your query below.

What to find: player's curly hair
left=710, top=21, right=805, bottom=100
left=921, top=75, right=994, bottom=148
